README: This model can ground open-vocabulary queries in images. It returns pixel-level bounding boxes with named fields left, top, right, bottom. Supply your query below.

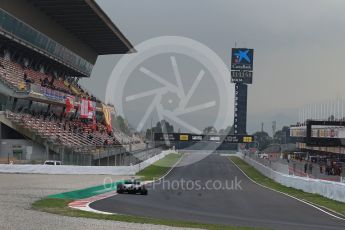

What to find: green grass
left=47, top=181, right=124, bottom=199
left=136, top=153, right=183, bottom=181
left=32, top=198, right=259, bottom=230
left=31, top=153, right=262, bottom=229
left=230, top=156, right=345, bottom=216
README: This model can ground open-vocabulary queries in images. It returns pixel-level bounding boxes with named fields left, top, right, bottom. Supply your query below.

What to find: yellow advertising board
left=243, top=136, right=253, bottom=143
left=179, top=134, right=189, bottom=141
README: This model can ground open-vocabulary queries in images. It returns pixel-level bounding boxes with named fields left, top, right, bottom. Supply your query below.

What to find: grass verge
left=136, top=153, right=182, bottom=181
left=32, top=198, right=258, bottom=230
left=47, top=181, right=123, bottom=199
left=31, top=153, right=261, bottom=229
left=230, top=156, right=345, bottom=216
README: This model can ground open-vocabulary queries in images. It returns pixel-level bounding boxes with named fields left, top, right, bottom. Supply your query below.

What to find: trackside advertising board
left=154, top=133, right=254, bottom=143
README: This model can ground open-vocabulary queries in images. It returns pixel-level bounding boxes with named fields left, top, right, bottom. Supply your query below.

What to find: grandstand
left=0, top=0, right=142, bottom=165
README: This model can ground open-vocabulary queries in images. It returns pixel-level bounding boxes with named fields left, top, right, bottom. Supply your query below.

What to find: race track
left=90, top=153, right=345, bottom=230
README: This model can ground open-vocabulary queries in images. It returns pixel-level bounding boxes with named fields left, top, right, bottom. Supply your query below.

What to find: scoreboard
left=230, top=48, right=254, bottom=135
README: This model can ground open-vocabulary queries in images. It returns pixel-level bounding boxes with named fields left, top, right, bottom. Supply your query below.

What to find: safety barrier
left=240, top=154, right=345, bottom=203
left=0, top=150, right=176, bottom=175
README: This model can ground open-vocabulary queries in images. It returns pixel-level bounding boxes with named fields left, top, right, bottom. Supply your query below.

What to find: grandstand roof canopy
left=27, top=0, right=135, bottom=55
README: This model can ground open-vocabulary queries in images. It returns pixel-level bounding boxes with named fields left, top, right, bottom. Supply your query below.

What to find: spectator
left=309, top=163, right=313, bottom=174
left=41, top=77, right=49, bottom=87
left=49, top=77, right=55, bottom=88
left=87, top=132, right=93, bottom=140
left=104, top=139, right=108, bottom=146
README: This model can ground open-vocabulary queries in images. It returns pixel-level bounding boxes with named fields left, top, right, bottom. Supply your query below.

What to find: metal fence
left=241, top=153, right=345, bottom=202
left=3, top=144, right=165, bottom=167
left=244, top=151, right=344, bottom=183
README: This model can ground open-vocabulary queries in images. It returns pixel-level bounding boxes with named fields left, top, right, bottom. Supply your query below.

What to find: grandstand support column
left=46, top=104, right=51, bottom=113
left=98, top=151, right=101, bottom=166
left=28, top=100, right=33, bottom=111
left=107, top=148, right=110, bottom=166
left=61, top=146, right=64, bottom=164
left=119, top=150, right=122, bottom=166
left=12, top=98, right=17, bottom=111
left=45, top=142, right=49, bottom=161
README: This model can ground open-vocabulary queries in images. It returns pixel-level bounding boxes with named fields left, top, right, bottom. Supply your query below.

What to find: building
left=0, top=0, right=139, bottom=165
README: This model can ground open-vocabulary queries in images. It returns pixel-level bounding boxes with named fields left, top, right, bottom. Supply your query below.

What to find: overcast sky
left=81, top=0, right=345, bottom=135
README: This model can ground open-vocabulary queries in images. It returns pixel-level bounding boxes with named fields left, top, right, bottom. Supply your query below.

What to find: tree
left=218, top=125, right=234, bottom=135
left=160, top=120, right=174, bottom=133
left=253, top=131, right=271, bottom=150
left=273, top=126, right=290, bottom=144
left=328, top=115, right=335, bottom=121
left=145, top=120, right=174, bottom=141
left=203, top=126, right=217, bottom=134
left=114, top=115, right=130, bottom=135
left=224, top=125, right=234, bottom=135
left=145, top=128, right=153, bottom=140
left=150, top=120, right=174, bottom=135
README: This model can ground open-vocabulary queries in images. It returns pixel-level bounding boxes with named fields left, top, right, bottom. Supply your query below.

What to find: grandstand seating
left=1, top=56, right=143, bottom=154
left=6, top=111, right=121, bottom=151
left=0, top=57, right=25, bottom=90
left=0, top=57, right=94, bottom=99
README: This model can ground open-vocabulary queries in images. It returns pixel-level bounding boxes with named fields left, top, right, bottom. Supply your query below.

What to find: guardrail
left=240, top=153, right=345, bottom=203
left=0, top=150, right=176, bottom=175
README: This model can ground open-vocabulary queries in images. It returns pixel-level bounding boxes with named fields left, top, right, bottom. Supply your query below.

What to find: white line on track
left=228, top=156, right=345, bottom=221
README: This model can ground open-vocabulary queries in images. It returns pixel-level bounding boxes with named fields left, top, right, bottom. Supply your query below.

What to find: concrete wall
left=0, top=139, right=46, bottom=162
left=0, top=150, right=177, bottom=175
left=240, top=154, right=345, bottom=203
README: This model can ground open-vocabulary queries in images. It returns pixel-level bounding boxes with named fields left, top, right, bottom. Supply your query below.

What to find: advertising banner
left=29, top=84, right=66, bottom=102
left=231, top=48, right=254, bottom=71
left=65, top=95, right=75, bottom=113
left=80, top=99, right=89, bottom=118
left=154, top=133, right=254, bottom=143
left=102, top=104, right=113, bottom=133
left=179, top=134, right=189, bottom=141
left=88, top=101, right=96, bottom=119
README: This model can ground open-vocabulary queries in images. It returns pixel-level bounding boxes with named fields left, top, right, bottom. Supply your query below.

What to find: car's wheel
left=117, top=189, right=123, bottom=194
left=141, top=190, right=148, bottom=195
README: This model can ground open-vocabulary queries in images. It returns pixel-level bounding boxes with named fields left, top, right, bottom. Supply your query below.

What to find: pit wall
left=0, top=150, right=176, bottom=175
left=239, top=153, right=345, bottom=203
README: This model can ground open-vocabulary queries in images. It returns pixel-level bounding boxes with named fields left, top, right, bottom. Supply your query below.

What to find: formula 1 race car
left=117, top=179, right=148, bottom=195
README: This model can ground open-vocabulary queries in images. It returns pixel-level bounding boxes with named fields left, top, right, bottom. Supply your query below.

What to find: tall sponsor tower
left=230, top=48, right=254, bottom=134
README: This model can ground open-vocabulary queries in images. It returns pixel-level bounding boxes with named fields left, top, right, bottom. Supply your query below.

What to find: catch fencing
left=240, top=153, right=345, bottom=203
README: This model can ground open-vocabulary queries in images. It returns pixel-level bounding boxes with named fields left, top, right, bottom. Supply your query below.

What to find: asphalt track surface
left=90, top=153, right=345, bottom=230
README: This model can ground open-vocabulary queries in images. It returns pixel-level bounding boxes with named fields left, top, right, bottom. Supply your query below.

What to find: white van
left=43, top=160, right=62, bottom=166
